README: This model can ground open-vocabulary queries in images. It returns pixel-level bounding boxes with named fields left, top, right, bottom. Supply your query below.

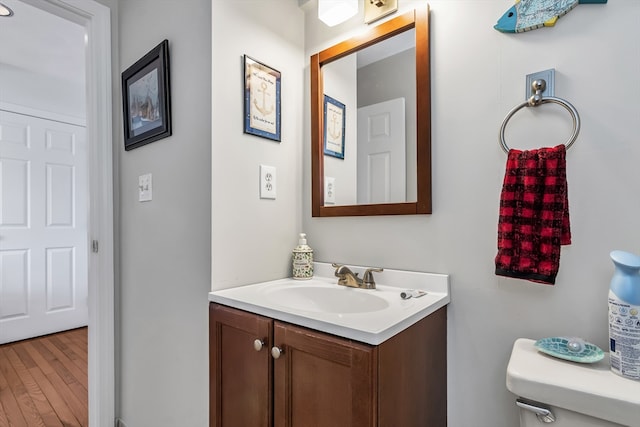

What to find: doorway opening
left=0, top=0, right=115, bottom=425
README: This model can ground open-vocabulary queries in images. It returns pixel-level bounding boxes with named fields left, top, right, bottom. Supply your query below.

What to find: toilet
left=506, top=338, right=640, bottom=427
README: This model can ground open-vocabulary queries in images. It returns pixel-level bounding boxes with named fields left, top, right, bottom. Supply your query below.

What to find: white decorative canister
left=292, top=233, right=313, bottom=280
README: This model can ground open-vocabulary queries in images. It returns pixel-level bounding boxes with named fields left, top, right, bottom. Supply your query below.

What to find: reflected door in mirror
left=357, top=97, right=407, bottom=204
left=311, top=6, right=431, bottom=217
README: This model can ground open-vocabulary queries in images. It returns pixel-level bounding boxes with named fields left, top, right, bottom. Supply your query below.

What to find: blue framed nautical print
left=323, top=95, right=345, bottom=159
left=244, top=55, right=281, bottom=142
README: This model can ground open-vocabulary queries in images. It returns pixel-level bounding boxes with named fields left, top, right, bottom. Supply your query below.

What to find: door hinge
left=92, top=240, right=99, bottom=253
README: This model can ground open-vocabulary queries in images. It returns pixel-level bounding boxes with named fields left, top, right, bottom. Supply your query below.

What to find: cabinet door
left=210, top=304, right=273, bottom=427
left=273, top=322, right=376, bottom=427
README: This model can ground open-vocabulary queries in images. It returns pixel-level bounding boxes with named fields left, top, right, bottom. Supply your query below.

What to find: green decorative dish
left=534, top=337, right=604, bottom=363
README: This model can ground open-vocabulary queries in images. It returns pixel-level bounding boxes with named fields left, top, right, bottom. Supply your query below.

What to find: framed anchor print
left=323, top=95, right=345, bottom=159
left=243, top=55, right=281, bottom=142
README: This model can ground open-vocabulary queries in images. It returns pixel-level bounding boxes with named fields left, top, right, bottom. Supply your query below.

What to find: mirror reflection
left=311, top=7, right=431, bottom=217
left=322, top=29, right=416, bottom=206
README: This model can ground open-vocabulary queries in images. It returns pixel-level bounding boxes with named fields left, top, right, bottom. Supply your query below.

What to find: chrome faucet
left=332, top=263, right=383, bottom=290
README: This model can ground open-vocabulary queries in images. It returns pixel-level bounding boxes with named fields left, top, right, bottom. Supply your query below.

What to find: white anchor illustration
left=253, top=81, right=274, bottom=116
left=327, top=111, right=342, bottom=140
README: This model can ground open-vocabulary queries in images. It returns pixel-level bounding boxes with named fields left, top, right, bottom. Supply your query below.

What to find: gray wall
left=358, top=48, right=417, bottom=201
left=115, top=0, right=304, bottom=425
left=304, top=2, right=640, bottom=427
left=116, top=0, right=211, bottom=425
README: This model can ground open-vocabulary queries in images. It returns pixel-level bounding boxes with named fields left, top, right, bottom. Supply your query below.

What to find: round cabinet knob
left=253, top=339, right=264, bottom=352
left=271, top=346, right=284, bottom=359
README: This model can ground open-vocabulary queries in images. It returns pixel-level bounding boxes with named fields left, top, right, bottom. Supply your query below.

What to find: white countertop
left=208, top=262, right=450, bottom=345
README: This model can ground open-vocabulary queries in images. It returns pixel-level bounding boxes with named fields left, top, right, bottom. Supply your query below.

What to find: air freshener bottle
left=608, top=250, right=640, bottom=380
left=292, top=233, right=313, bottom=280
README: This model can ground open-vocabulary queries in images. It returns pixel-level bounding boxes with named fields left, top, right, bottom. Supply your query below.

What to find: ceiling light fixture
left=0, top=2, right=14, bottom=17
left=318, top=0, right=358, bottom=27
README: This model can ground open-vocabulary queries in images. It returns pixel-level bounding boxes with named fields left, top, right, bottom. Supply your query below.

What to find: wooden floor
left=0, top=327, right=88, bottom=427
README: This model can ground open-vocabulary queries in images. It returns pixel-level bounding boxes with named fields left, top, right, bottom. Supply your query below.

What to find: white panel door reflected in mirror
left=311, top=7, right=431, bottom=217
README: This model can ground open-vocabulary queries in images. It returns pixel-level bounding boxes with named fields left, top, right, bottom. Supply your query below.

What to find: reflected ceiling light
left=0, top=3, right=14, bottom=17
left=318, top=0, right=358, bottom=27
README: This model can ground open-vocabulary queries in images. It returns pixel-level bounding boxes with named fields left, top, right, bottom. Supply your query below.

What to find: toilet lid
left=506, top=338, right=640, bottom=426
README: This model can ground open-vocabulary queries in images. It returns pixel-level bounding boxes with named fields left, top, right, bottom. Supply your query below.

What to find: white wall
left=303, top=2, right=640, bottom=427
left=116, top=0, right=211, bottom=425
left=0, top=64, right=86, bottom=119
left=211, top=0, right=305, bottom=289
left=323, top=54, right=358, bottom=204
left=0, top=3, right=85, bottom=120
left=111, top=1, right=640, bottom=425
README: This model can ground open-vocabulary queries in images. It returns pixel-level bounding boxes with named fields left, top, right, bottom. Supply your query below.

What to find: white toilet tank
left=506, top=338, right=640, bottom=427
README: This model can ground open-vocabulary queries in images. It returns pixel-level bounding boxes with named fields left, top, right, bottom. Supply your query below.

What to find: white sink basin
left=263, top=284, right=390, bottom=314
left=208, top=262, right=450, bottom=345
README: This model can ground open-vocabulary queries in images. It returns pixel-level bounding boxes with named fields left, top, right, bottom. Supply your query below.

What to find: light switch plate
left=138, top=173, right=152, bottom=202
left=325, top=176, right=335, bottom=204
left=260, top=165, right=276, bottom=199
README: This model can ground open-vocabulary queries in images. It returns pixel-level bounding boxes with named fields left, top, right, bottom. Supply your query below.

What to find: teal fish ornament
left=494, top=0, right=607, bottom=33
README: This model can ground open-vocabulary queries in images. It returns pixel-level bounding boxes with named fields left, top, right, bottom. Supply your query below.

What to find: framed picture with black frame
left=243, top=55, right=281, bottom=142
left=122, top=39, right=171, bottom=151
left=323, top=95, right=345, bottom=159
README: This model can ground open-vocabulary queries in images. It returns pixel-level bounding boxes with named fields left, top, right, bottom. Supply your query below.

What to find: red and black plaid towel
left=495, top=144, right=571, bottom=285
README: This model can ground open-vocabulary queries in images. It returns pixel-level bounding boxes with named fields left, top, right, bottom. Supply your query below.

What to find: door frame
left=19, top=0, right=116, bottom=425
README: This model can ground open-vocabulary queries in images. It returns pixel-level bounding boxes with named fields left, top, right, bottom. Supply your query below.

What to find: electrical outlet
left=260, top=165, right=276, bottom=199
left=325, top=176, right=335, bottom=204
left=138, top=173, right=152, bottom=202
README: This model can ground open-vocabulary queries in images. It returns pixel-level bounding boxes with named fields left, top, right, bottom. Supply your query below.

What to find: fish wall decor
left=494, top=0, right=607, bottom=33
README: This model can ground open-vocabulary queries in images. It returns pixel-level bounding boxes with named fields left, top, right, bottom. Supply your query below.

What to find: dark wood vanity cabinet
left=209, top=303, right=447, bottom=427
left=209, top=303, right=273, bottom=426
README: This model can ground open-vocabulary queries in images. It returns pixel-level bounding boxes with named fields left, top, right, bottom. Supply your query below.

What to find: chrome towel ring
left=499, top=80, right=580, bottom=154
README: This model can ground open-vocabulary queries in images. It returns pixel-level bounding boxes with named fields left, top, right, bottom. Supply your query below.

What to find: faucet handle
left=332, top=263, right=351, bottom=279
left=331, top=263, right=344, bottom=275
left=362, top=267, right=383, bottom=287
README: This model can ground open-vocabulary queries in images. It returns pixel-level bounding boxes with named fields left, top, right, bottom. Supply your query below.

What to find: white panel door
left=357, top=98, right=406, bottom=204
left=0, top=110, right=88, bottom=344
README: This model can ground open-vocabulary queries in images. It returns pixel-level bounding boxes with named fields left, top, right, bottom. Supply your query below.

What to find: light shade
left=0, top=3, right=14, bottom=17
left=318, top=0, right=358, bottom=27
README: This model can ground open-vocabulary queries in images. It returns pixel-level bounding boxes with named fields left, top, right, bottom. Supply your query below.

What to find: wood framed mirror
left=311, top=7, right=430, bottom=217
